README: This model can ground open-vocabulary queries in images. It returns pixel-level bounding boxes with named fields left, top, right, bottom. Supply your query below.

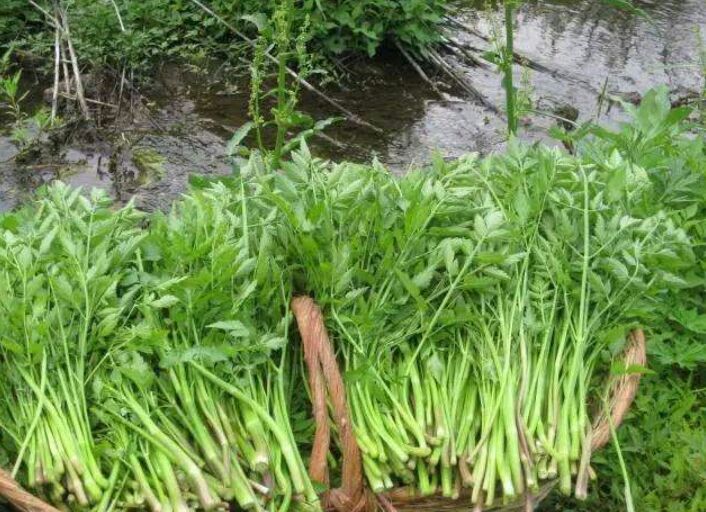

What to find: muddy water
left=456, top=0, right=706, bottom=124
left=1, top=0, right=704, bottom=210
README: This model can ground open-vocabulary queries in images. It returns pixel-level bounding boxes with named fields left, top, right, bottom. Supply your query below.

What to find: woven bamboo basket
left=290, top=296, right=647, bottom=512
left=0, top=298, right=646, bottom=512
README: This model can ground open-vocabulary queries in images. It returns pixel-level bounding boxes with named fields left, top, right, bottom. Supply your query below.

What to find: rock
left=132, top=147, right=166, bottom=186
left=670, top=86, right=701, bottom=108
left=553, top=103, right=579, bottom=131
left=611, top=91, right=642, bottom=105
left=43, top=86, right=53, bottom=104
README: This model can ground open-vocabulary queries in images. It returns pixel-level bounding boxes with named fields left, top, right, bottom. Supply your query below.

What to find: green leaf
left=161, top=346, right=236, bottom=367
left=0, top=338, right=23, bottom=355
left=227, top=122, right=254, bottom=156
left=241, top=13, right=268, bottom=32
left=394, top=267, right=427, bottom=310
left=38, top=226, right=58, bottom=256
left=610, top=362, right=655, bottom=376
left=606, top=166, right=626, bottom=203
left=208, top=320, right=250, bottom=338
left=311, top=481, right=329, bottom=494
left=119, top=353, right=154, bottom=388
left=150, top=295, right=180, bottom=308
left=671, top=309, right=706, bottom=334
left=412, top=265, right=436, bottom=290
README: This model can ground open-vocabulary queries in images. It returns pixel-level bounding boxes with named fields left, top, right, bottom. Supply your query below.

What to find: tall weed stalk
left=235, top=0, right=334, bottom=170
left=503, top=0, right=517, bottom=135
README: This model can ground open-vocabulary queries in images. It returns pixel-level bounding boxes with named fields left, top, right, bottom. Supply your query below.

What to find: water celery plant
left=0, top=184, right=144, bottom=507
left=259, top=141, right=692, bottom=507
left=0, top=182, right=322, bottom=511
left=95, top=183, right=321, bottom=511
left=0, top=106, right=698, bottom=511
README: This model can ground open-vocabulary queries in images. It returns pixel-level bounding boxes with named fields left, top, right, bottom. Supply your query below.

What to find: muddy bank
left=1, top=0, right=704, bottom=211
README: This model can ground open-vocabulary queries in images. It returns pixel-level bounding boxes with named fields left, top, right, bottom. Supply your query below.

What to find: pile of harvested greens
left=0, top=183, right=318, bottom=511
left=258, top=143, right=692, bottom=506
left=0, top=139, right=693, bottom=511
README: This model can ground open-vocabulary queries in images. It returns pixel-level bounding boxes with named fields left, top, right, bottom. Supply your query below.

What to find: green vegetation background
left=0, top=0, right=446, bottom=71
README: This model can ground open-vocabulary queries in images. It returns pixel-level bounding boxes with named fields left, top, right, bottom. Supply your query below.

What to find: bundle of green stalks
left=261, top=143, right=692, bottom=507
left=0, top=183, right=321, bottom=511
left=0, top=134, right=694, bottom=511
left=98, top=183, right=320, bottom=512
left=0, top=185, right=144, bottom=508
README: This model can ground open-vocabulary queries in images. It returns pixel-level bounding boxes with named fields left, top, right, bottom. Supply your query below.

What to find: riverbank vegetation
left=1, top=0, right=447, bottom=75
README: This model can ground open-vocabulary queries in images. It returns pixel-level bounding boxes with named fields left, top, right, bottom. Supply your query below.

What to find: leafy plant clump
left=2, top=0, right=448, bottom=75
left=548, top=85, right=706, bottom=512
left=0, top=183, right=320, bottom=511
left=257, top=139, right=692, bottom=506
left=0, top=48, right=58, bottom=150
left=0, top=186, right=146, bottom=506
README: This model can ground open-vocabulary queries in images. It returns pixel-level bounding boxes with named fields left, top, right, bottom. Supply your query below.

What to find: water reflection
left=463, top=0, right=705, bottom=94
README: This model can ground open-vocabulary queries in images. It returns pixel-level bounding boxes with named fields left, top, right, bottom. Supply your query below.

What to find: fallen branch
left=59, top=39, right=71, bottom=95
left=190, top=0, right=382, bottom=133
left=525, top=108, right=580, bottom=129
left=28, top=0, right=56, bottom=25
left=57, top=7, right=90, bottom=119
left=109, top=0, right=126, bottom=32
left=108, top=0, right=128, bottom=118
left=51, top=25, right=61, bottom=121
left=443, top=15, right=491, bottom=42
left=422, top=48, right=499, bottom=113
left=441, top=39, right=492, bottom=70
left=315, top=131, right=347, bottom=150
left=116, top=66, right=127, bottom=118
left=442, top=19, right=602, bottom=94
left=394, top=41, right=444, bottom=98
left=443, top=16, right=554, bottom=74
left=57, top=92, right=118, bottom=109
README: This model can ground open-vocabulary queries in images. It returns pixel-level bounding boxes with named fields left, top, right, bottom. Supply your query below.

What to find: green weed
left=233, top=0, right=337, bottom=170
left=2, top=0, right=448, bottom=76
left=0, top=49, right=59, bottom=151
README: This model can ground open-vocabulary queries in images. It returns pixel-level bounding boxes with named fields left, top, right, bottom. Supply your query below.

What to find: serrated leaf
left=150, top=295, right=180, bottom=308
left=208, top=320, right=250, bottom=338
left=227, top=122, right=254, bottom=156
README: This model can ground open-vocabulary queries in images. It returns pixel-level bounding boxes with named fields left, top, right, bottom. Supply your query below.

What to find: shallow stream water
left=0, top=0, right=704, bottom=210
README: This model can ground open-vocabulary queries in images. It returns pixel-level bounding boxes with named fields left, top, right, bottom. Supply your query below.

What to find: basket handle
left=291, top=296, right=373, bottom=512
left=590, top=329, right=646, bottom=451
left=292, top=296, right=647, bottom=510
left=0, top=468, right=60, bottom=512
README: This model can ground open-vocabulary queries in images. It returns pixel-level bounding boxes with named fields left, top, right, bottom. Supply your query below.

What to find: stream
left=1, top=0, right=704, bottom=211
